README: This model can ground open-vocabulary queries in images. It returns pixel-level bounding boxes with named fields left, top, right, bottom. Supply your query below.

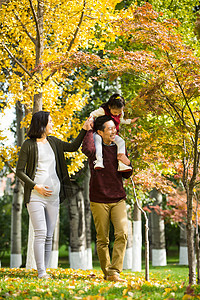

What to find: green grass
left=0, top=265, right=196, bottom=299
left=1, top=246, right=199, bottom=299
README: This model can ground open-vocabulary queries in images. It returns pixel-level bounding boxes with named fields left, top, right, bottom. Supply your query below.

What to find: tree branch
left=166, top=51, right=197, bottom=127
left=0, top=154, right=16, bottom=174
left=189, top=127, right=200, bottom=187
left=0, top=154, right=25, bottom=185
left=1, top=42, right=33, bottom=78
left=28, top=0, right=40, bottom=47
left=44, top=0, right=86, bottom=83
left=13, top=11, right=36, bottom=45
left=160, top=87, right=195, bottom=146
left=160, top=87, right=185, bottom=124
left=67, top=0, right=86, bottom=52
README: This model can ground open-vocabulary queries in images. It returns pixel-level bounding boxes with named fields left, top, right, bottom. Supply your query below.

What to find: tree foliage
left=50, top=2, right=200, bottom=283
left=0, top=0, right=121, bottom=173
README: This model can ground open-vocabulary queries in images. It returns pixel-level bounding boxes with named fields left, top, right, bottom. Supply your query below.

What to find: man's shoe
left=94, top=159, right=104, bottom=170
left=118, top=161, right=132, bottom=172
left=106, top=274, right=126, bottom=282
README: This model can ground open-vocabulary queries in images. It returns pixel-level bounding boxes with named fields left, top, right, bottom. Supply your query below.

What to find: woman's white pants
left=27, top=198, right=59, bottom=277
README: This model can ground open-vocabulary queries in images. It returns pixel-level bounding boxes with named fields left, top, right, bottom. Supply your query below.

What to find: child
left=90, top=93, right=137, bottom=172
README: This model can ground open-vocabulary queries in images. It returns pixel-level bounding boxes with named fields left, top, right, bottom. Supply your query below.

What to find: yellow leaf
left=164, top=287, right=172, bottom=294
left=182, top=295, right=194, bottom=300
left=123, top=288, right=128, bottom=295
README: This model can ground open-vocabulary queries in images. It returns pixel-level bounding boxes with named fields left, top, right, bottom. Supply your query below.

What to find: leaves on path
left=0, top=267, right=199, bottom=299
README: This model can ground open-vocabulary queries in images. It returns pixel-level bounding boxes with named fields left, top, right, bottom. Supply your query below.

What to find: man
left=82, top=115, right=133, bottom=282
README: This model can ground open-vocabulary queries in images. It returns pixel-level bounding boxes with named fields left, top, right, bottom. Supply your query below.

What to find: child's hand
left=131, top=117, right=139, bottom=123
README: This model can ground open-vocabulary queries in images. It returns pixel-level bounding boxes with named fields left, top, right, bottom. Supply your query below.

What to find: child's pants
left=27, top=198, right=59, bottom=277
left=94, top=132, right=125, bottom=160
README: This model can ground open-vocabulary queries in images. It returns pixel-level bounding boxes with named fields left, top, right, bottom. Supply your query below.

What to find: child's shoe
left=118, top=161, right=132, bottom=172
left=94, top=159, right=104, bottom=170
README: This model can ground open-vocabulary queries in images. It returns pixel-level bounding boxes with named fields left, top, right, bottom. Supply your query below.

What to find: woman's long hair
left=27, top=111, right=50, bottom=139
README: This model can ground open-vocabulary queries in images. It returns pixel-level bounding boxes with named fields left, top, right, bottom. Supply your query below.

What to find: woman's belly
left=31, top=170, right=60, bottom=201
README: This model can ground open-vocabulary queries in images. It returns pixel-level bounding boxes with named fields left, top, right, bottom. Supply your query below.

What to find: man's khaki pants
left=90, top=199, right=128, bottom=277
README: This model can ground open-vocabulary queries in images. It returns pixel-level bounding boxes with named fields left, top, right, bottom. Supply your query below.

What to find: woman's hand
left=34, top=184, right=53, bottom=197
left=83, top=117, right=93, bottom=131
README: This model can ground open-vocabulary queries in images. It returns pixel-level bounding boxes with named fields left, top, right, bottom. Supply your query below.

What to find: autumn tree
left=54, top=2, right=200, bottom=284
left=101, top=3, right=200, bottom=284
left=0, top=0, right=122, bottom=268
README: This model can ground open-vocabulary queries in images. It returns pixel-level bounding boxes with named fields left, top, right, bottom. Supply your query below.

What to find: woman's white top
left=31, top=141, right=60, bottom=201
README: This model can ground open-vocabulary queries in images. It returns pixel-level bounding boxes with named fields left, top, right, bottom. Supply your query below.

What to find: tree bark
left=150, top=188, right=167, bottom=266
left=132, top=202, right=142, bottom=271
left=10, top=101, right=24, bottom=268
left=26, top=220, right=36, bottom=269
left=69, top=181, right=87, bottom=269
left=26, top=0, right=44, bottom=267
left=123, top=204, right=133, bottom=270
left=82, top=163, right=93, bottom=269
left=32, top=0, right=44, bottom=113
left=179, top=224, right=188, bottom=265
left=187, top=188, right=196, bottom=284
left=48, top=212, right=59, bottom=268
left=186, top=125, right=200, bottom=284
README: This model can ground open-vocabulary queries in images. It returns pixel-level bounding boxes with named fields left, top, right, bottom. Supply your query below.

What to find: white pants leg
left=114, top=135, right=126, bottom=154
left=27, top=198, right=59, bottom=277
left=93, top=132, right=103, bottom=161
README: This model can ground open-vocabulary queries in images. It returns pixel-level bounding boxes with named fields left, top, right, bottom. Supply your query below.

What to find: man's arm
left=82, top=130, right=96, bottom=158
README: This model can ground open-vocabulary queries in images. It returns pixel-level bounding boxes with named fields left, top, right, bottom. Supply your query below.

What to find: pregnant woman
left=16, top=111, right=91, bottom=279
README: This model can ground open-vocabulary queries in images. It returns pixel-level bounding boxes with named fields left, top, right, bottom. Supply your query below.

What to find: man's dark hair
left=27, top=111, right=50, bottom=138
left=94, top=115, right=113, bottom=132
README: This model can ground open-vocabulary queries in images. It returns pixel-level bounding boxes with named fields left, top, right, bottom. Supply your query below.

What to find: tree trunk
left=196, top=224, right=200, bottom=284
left=179, top=224, right=188, bottom=265
left=10, top=101, right=24, bottom=268
left=187, top=187, right=196, bottom=284
left=10, top=179, right=24, bottom=267
left=33, top=0, right=44, bottom=113
left=48, top=213, right=59, bottom=268
left=148, top=212, right=152, bottom=261
left=26, top=220, right=36, bottom=269
left=185, top=124, right=200, bottom=284
left=82, top=163, right=93, bottom=269
left=150, top=188, right=166, bottom=266
left=69, top=181, right=87, bottom=269
left=26, top=0, right=44, bottom=267
left=33, top=93, right=42, bottom=114
left=132, top=202, right=142, bottom=271
left=123, top=204, right=133, bottom=270
left=195, top=192, right=200, bottom=284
